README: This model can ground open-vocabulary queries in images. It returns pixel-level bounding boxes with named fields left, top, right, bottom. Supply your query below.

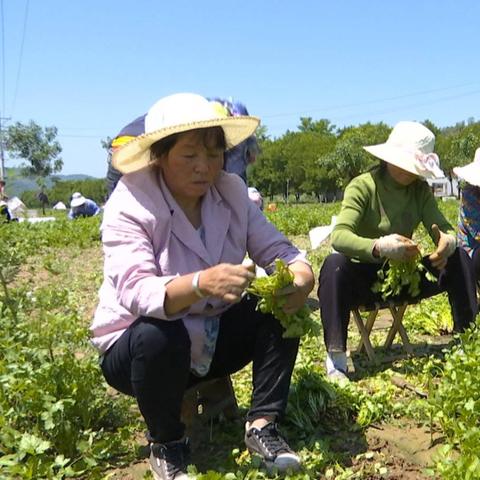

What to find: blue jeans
left=101, top=295, right=299, bottom=443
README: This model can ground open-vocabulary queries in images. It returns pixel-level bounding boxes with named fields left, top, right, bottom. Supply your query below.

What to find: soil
left=105, top=419, right=442, bottom=479
left=22, top=241, right=449, bottom=479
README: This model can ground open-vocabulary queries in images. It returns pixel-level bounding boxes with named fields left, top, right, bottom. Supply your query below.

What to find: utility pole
left=0, top=114, right=4, bottom=180
left=0, top=114, right=10, bottom=180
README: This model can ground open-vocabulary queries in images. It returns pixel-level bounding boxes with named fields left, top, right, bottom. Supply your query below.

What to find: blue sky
left=2, top=0, right=480, bottom=178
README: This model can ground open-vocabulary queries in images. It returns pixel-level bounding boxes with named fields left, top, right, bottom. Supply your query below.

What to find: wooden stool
left=351, top=300, right=414, bottom=363
left=181, top=376, right=238, bottom=429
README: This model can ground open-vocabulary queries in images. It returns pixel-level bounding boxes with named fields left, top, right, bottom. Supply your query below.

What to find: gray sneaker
left=326, top=367, right=349, bottom=385
left=244, top=422, right=301, bottom=472
left=149, top=438, right=190, bottom=480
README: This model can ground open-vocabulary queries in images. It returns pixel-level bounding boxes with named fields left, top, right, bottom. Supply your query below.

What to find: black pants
left=318, top=248, right=477, bottom=352
left=101, top=295, right=299, bottom=443
left=472, top=248, right=480, bottom=286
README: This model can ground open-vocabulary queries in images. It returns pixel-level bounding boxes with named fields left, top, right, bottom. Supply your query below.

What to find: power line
left=11, top=0, right=30, bottom=116
left=328, top=88, right=480, bottom=124
left=262, top=81, right=480, bottom=120
left=58, top=134, right=106, bottom=138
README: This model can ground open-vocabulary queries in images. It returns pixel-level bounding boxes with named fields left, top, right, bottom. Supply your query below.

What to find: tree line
left=249, top=117, right=480, bottom=200
left=2, top=117, right=480, bottom=207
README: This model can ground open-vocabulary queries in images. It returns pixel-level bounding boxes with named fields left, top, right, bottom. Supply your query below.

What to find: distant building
left=427, top=177, right=459, bottom=198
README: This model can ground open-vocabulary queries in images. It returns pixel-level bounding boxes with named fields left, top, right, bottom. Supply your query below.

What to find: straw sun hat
left=453, top=148, right=480, bottom=188
left=363, top=121, right=445, bottom=179
left=112, top=93, right=260, bottom=174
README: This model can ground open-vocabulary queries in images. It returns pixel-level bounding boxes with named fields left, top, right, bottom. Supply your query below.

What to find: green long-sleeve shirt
left=331, top=168, right=453, bottom=262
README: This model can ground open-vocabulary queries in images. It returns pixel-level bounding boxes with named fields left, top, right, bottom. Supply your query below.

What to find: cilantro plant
left=247, top=259, right=319, bottom=338
left=429, top=325, right=480, bottom=479
left=372, top=253, right=436, bottom=300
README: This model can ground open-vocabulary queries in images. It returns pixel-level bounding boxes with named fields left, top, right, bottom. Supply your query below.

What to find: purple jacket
left=91, top=168, right=305, bottom=360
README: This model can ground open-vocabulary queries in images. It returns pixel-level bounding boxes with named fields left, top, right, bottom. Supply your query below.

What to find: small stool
left=181, top=376, right=238, bottom=429
left=351, top=300, right=414, bottom=363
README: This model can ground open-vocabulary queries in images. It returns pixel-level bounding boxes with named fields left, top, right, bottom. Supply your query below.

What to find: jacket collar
left=158, top=172, right=230, bottom=266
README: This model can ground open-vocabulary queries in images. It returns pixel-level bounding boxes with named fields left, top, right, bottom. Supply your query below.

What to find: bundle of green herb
left=372, top=253, right=436, bottom=300
left=247, top=259, right=318, bottom=338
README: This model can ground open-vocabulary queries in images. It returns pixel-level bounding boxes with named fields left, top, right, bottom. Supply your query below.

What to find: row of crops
left=0, top=201, right=478, bottom=479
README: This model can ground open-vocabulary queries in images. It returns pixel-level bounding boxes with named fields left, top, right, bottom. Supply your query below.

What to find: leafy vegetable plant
left=372, top=253, right=436, bottom=300
left=247, top=259, right=318, bottom=338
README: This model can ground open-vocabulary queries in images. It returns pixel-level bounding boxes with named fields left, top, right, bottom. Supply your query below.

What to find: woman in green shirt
left=318, top=121, right=477, bottom=382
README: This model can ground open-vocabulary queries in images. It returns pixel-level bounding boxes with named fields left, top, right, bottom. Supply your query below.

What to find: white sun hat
left=112, top=93, right=260, bottom=174
left=70, top=192, right=86, bottom=208
left=363, top=121, right=445, bottom=179
left=453, top=148, right=480, bottom=187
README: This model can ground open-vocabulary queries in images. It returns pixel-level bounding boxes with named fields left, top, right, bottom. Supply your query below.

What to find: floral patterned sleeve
left=457, top=184, right=480, bottom=257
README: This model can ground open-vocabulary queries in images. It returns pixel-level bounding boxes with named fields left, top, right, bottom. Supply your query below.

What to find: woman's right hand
left=199, top=262, right=256, bottom=303
left=373, top=234, right=419, bottom=261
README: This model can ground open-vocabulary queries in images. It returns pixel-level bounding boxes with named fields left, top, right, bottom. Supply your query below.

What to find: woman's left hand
left=275, top=261, right=314, bottom=315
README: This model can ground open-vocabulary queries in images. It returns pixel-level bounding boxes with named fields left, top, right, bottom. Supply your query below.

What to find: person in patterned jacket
left=453, top=147, right=480, bottom=284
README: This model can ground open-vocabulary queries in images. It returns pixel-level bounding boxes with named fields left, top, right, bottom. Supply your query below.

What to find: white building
left=426, top=177, right=459, bottom=198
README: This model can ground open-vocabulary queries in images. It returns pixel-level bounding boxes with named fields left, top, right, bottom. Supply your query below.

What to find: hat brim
left=363, top=144, right=443, bottom=179
left=71, top=198, right=86, bottom=207
left=112, top=116, right=260, bottom=174
left=453, top=163, right=480, bottom=188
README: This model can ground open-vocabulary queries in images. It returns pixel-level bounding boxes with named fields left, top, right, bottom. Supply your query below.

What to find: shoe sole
left=247, top=448, right=301, bottom=473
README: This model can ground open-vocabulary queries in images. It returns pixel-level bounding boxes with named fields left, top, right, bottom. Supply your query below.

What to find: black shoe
left=149, top=438, right=190, bottom=480
left=244, top=422, right=301, bottom=472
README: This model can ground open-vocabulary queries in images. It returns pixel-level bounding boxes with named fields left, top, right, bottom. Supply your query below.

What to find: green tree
left=439, top=122, right=480, bottom=177
left=6, top=121, right=63, bottom=177
left=298, top=117, right=336, bottom=135
left=21, top=178, right=107, bottom=208
left=249, top=138, right=286, bottom=198
left=255, top=124, right=269, bottom=143
left=321, top=122, right=390, bottom=188
left=100, top=136, right=113, bottom=151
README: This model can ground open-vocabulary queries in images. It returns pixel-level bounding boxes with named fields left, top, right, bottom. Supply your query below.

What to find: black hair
left=150, top=127, right=226, bottom=164
left=368, top=160, right=388, bottom=177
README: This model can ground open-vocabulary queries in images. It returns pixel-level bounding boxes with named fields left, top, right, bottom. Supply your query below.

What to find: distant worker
left=37, top=190, right=50, bottom=215
left=105, top=98, right=260, bottom=198
left=68, top=192, right=101, bottom=219
left=0, top=200, right=14, bottom=222
left=0, top=179, right=8, bottom=201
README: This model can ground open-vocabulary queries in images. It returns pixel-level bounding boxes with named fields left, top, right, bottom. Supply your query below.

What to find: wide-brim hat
left=112, top=93, right=260, bottom=174
left=363, top=121, right=445, bottom=179
left=453, top=148, right=480, bottom=187
left=71, top=192, right=86, bottom=208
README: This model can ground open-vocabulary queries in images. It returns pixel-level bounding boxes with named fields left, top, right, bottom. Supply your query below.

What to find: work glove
left=429, top=224, right=456, bottom=270
left=373, top=234, right=419, bottom=261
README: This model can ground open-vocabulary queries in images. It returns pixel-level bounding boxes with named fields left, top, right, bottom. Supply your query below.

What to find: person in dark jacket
left=453, top=147, right=480, bottom=284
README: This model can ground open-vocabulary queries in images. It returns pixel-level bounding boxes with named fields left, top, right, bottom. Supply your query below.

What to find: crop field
left=0, top=200, right=479, bottom=480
